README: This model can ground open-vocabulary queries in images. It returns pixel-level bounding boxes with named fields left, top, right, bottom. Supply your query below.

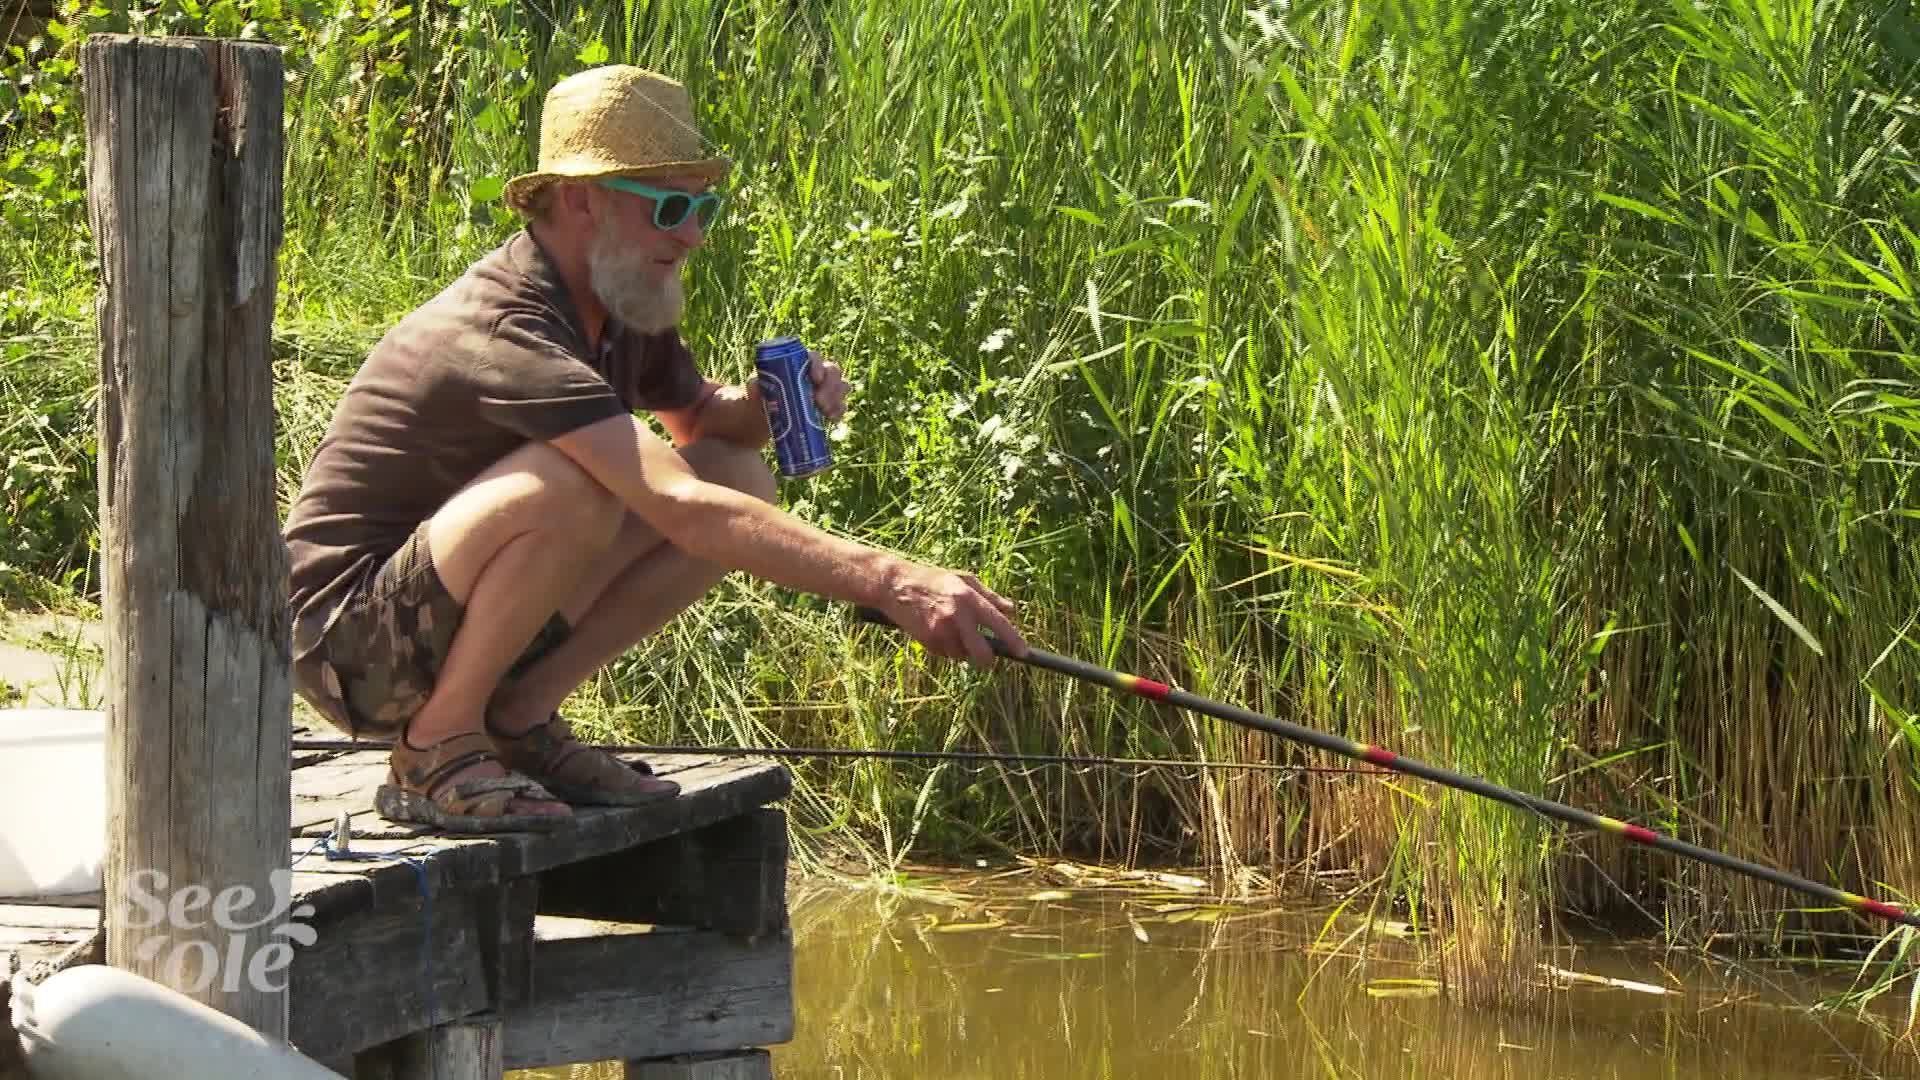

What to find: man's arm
left=548, top=412, right=1027, bottom=664
left=654, top=378, right=771, bottom=449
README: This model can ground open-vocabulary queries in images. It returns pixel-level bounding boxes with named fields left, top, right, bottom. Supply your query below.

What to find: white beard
left=587, top=234, right=684, bottom=333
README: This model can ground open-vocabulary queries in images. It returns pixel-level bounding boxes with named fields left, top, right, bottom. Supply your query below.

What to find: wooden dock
left=2, top=730, right=797, bottom=1078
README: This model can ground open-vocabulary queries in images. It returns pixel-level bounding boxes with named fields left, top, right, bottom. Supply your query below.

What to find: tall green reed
left=5, top=0, right=1920, bottom=1002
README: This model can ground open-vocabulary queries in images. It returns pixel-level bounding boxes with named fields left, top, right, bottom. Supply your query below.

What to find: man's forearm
left=689, top=382, right=772, bottom=449
left=662, top=478, right=901, bottom=606
left=553, top=412, right=899, bottom=608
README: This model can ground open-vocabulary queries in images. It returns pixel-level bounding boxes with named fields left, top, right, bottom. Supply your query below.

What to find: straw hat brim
left=503, top=156, right=733, bottom=212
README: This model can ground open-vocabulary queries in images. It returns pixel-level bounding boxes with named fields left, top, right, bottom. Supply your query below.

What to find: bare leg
left=486, top=439, right=777, bottom=733
left=398, top=441, right=626, bottom=815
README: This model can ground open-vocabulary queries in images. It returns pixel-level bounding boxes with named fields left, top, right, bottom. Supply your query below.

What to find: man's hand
left=808, top=349, right=849, bottom=421
left=877, top=562, right=1028, bottom=666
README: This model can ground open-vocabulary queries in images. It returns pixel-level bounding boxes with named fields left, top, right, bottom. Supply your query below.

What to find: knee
left=517, top=443, right=625, bottom=544
left=688, top=440, right=778, bottom=504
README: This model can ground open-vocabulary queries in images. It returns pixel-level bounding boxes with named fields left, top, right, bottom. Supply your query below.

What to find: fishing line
left=290, top=738, right=1377, bottom=776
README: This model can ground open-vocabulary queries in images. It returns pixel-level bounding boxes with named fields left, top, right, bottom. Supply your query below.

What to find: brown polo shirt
left=283, top=228, right=703, bottom=655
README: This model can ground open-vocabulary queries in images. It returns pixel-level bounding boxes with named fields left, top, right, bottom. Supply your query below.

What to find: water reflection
left=516, top=869, right=1917, bottom=1079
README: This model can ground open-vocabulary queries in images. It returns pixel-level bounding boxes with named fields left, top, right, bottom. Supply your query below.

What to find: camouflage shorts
left=291, top=524, right=570, bottom=743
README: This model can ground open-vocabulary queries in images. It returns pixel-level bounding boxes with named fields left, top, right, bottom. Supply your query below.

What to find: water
left=517, top=867, right=1918, bottom=1079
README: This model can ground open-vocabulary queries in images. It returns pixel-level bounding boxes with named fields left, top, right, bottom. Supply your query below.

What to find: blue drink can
left=754, top=335, right=833, bottom=478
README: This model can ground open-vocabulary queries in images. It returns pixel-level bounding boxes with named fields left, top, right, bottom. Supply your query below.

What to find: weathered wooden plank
left=0, top=905, right=100, bottom=931
left=288, top=890, right=490, bottom=1059
left=538, top=808, right=787, bottom=939
left=476, top=877, right=537, bottom=1012
left=84, top=31, right=290, bottom=1040
left=292, top=758, right=392, bottom=833
left=292, top=757, right=391, bottom=800
left=500, top=920, right=793, bottom=1070
left=0, top=925, right=94, bottom=950
left=0, top=924, right=103, bottom=986
left=488, top=761, right=792, bottom=877
left=295, top=806, right=426, bottom=841
left=358, top=1014, right=503, bottom=1080
left=291, top=836, right=501, bottom=911
left=0, top=925, right=94, bottom=948
left=637, top=754, right=733, bottom=777
left=627, top=1050, right=772, bottom=1080
left=0, top=920, right=100, bottom=986
left=290, top=756, right=790, bottom=852
left=0, top=891, right=102, bottom=909
left=289, top=870, right=375, bottom=923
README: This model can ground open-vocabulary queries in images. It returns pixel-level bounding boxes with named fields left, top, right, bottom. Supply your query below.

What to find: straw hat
left=503, top=65, right=732, bottom=212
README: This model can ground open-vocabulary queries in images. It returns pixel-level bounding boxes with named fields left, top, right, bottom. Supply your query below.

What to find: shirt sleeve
left=470, top=309, right=631, bottom=441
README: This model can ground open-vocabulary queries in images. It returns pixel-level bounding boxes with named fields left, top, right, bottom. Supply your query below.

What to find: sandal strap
left=486, top=711, right=671, bottom=804
left=391, top=732, right=556, bottom=810
left=485, top=712, right=658, bottom=777
left=492, top=714, right=584, bottom=771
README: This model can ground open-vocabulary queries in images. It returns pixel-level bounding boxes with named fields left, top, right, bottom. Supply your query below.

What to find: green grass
left=6, top=0, right=1920, bottom=1002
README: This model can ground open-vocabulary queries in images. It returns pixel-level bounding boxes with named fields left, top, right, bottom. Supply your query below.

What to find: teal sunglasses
left=599, top=177, right=725, bottom=230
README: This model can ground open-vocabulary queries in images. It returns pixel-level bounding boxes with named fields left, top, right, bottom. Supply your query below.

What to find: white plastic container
left=0, top=708, right=106, bottom=897
left=13, top=964, right=346, bottom=1079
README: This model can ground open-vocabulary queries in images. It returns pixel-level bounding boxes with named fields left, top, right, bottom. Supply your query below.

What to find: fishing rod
left=852, top=606, right=1920, bottom=932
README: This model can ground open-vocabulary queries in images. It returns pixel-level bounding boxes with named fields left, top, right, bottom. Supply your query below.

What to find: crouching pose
left=283, top=64, right=1027, bottom=832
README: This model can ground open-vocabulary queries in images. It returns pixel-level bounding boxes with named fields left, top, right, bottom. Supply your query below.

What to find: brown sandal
left=374, top=731, right=572, bottom=833
left=487, top=713, right=680, bottom=807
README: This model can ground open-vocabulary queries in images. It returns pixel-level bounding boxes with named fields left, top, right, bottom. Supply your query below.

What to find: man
left=283, top=64, right=1028, bottom=832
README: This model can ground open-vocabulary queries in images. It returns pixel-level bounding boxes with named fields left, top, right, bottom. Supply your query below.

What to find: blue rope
left=293, top=828, right=439, bottom=1071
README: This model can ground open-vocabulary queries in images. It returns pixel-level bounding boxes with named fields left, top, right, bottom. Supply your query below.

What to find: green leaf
left=1838, top=250, right=1911, bottom=303
left=1733, top=567, right=1825, bottom=657
left=469, top=176, right=503, bottom=203
left=1593, top=191, right=1683, bottom=227
left=576, top=39, right=609, bottom=65
left=207, top=0, right=241, bottom=34
left=473, top=103, right=508, bottom=138
left=1731, top=389, right=1821, bottom=456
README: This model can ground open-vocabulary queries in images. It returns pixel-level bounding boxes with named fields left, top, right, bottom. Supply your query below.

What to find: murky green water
left=519, top=868, right=1917, bottom=1079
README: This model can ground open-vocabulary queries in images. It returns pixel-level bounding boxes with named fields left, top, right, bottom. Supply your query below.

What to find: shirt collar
left=508, top=228, right=597, bottom=350
left=507, top=227, right=662, bottom=363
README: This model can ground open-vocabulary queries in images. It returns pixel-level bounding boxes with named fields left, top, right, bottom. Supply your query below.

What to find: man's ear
left=555, top=180, right=595, bottom=221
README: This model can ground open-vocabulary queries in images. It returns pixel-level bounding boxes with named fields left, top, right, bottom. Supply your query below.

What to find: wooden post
left=82, top=33, right=292, bottom=1039
left=361, top=1016, right=503, bottom=1080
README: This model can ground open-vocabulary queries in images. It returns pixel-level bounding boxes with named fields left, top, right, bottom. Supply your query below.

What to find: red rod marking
left=1125, top=675, right=1172, bottom=701
left=1861, top=898, right=1907, bottom=920
left=1361, top=746, right=1398, bottom=768
left=1622, top=825, right=1661, bottom=845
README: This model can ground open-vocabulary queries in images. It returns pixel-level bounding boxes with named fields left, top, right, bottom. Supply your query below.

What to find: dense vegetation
left=7, top=0, right=1920, bottom=1000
